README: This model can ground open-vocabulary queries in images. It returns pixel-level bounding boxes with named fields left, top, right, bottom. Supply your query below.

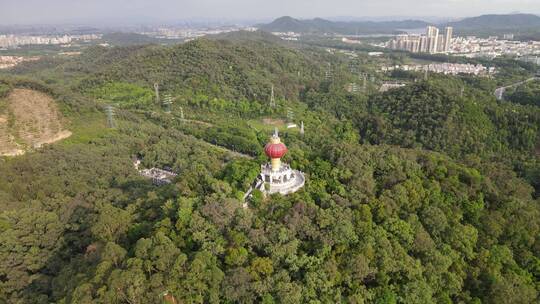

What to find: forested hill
left=0, top=33, right=539, bottom=303
left=355, top=80, right=540, bottom=159
left=446, top=14, right=540, bottom=31
left=68, top=36, right=328, bottom=102
left=258, top=14, right=540, bottom=36
left=301, top=72, right=539, bottom=196
left=101, top=32, right=173, bottom=46
left=258, top=16, right=429, bottom=35
left=207, top=30, right=286, bottom=44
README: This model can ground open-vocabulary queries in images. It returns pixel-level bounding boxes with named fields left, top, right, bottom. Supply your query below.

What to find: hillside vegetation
left=355, top=80, right=539, bottom=158
left=504, top=80, right=540, bottom=107
left=0, top=33, right=538, bottom=303
left=68, top=37, right=329, bottom=103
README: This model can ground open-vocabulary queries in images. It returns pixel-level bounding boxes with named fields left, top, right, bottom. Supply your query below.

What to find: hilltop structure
left=245, top=129, right=305, bottom=200
left=134, top=159, right=177, bottom=186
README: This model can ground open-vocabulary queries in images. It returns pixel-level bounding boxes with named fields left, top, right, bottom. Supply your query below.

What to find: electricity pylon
left=154, top=83, right=160, bottom=104
left=270, top=85, right=276, bottom=108
left=163, top=94, right=172, bottom=113
left=286, top=107, right=294, bottom=122
left=105, top=105, right=116, bottom=129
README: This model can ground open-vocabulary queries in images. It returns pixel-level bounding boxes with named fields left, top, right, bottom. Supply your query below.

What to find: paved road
left=495, top=77, right=540, bottom=101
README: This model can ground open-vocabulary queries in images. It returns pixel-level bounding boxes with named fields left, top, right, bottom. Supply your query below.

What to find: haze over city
left=2, top=0, right=540, bottom=25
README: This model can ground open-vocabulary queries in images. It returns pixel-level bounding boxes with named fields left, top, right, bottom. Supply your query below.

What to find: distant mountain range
left=258, top=14, right=540, bottom=35
left=257, top=16, right=429, bottom=35
left=445, top=14, right=540, bottom=31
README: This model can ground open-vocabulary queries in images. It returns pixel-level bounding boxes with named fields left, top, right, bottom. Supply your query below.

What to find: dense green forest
left=504, top=81, right=540, bottom=107
left=0, top=32, right=539, bottom=303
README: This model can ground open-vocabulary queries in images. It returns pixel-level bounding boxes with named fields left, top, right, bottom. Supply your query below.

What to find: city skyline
left=381, top=26, right=540, bottom=59
left=387, top=25, right=454, bottom=55
left=2, top=0, right=540, bottom=25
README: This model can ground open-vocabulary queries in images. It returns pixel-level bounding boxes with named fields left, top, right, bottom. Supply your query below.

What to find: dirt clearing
left=0, top=89, right=71, bottom=156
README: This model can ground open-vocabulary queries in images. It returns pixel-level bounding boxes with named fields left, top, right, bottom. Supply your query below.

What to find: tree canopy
left=0, top=32, right=538, bottom=303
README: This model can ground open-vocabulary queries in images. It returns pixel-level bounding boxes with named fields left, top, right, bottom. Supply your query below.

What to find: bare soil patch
left=262, top=118, right=285, bottom=126
left=0, top=89, right=71, bottom=156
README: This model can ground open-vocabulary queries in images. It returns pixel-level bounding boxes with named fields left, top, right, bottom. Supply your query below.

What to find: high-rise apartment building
left=386, top=26, right=454, bottom=54
left=427, top=26, right=439, bottom=54
left=426, top=26, right=438, bottom=37
left=419, top=36, right=428, bottom=53
left=437, top=35, right=445, bottom=52
left=444, top=27, right=453, bottom=52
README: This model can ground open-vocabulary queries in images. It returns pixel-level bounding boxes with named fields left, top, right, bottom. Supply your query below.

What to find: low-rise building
left=382, top=63, right=495, bottom=76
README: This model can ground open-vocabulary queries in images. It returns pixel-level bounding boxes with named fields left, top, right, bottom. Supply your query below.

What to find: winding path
left=495, top=77, right=540, bottom=101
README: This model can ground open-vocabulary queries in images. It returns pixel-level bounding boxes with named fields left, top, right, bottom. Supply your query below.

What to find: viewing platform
left=257, top=163, right=305, bottom=195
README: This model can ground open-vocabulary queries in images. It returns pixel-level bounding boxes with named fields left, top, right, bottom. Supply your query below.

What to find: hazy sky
left=2, top=0, right=540, bottom=25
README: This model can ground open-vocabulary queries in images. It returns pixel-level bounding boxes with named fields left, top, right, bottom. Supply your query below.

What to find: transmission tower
left=179, top=106, right=185, bottom=120
left=347, top=83, right=360, bottom=93
left=105, top=105, right=116, bottom=129
left=460, top=87, right=465, bottom=98
left=163, top=94, right=172, bottom=113
left=154, top=83, right=160, bottom=104
left=362, top=73, right=368, bottom=91
left=270, top=85, right=276, bottom=107
left=349, top=62, right=358, bottom=74
left=424, top=69, right=429, bottom=80
left=300, top=121, right=304, bottom=136
left=324, top=63, right=333, bottom=81
left=286, top=107, right=295, bottom=123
